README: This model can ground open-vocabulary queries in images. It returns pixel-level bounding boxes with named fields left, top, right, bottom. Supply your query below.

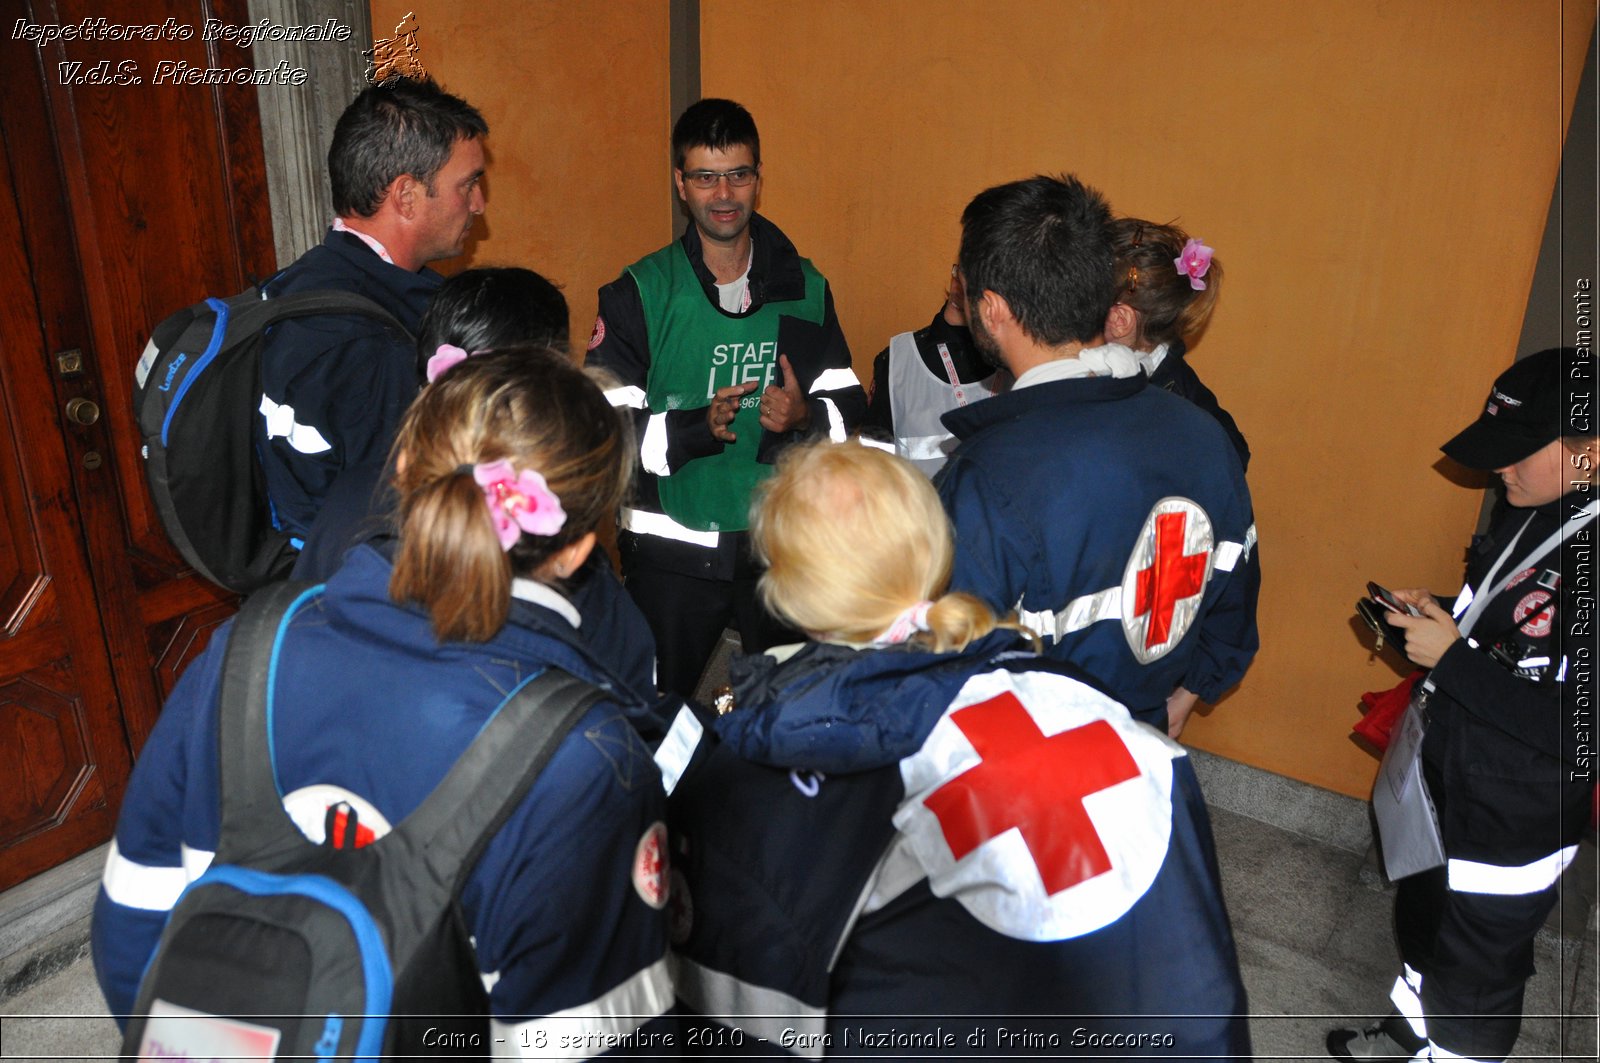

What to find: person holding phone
left=1329, top=347, right=1597, bottom=1063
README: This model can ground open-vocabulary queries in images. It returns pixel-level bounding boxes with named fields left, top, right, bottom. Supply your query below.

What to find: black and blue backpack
left=119, top=582, right=600, bottom=1061
left=133, top=287, right=410, bottom=593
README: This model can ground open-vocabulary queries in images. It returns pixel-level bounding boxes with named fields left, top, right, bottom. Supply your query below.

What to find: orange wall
left=373, top=2, right=1591, bottom=798
left=371, top=0, right=673, bottom=346
left=703, top=0, right=1594, bottom=796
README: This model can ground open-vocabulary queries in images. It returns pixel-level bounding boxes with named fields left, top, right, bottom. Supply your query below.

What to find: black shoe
left=1326, top=1015, right=1426, bottom=1061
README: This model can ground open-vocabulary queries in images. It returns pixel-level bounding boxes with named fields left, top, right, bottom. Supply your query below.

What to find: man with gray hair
left=258, top=77, right=487, bottom=542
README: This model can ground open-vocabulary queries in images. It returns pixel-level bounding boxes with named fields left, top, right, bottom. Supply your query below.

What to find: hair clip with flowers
left=470, top=458, right=566, bottom=550
left=1174, top=238, right=1214, bottom=291
left=426, top=344, right=471, bottom=382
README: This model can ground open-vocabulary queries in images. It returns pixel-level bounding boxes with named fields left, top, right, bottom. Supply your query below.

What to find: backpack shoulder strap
left=227, top=288, right=414, bottom=343
left=385, top=669, right=604, bottom=902
left=213, top=581, right=324, bottom=862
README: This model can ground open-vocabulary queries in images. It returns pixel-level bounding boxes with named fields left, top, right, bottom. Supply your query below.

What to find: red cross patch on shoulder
left=1120, top=497, right=1215, bottom=663
left=894, top=670, right=1183, bottom=941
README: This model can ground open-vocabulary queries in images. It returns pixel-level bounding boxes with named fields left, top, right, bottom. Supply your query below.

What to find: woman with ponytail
left=94, top=350, right=674, bottom=1047
left=664, top=440, right=1249, bottom=1056
left=1103, top=217, right=1251, bottom=470
left=295, top=267, right=661, bottom=711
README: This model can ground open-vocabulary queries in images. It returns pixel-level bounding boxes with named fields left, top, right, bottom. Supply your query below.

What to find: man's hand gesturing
left=758, top=354, right=810, bottom=433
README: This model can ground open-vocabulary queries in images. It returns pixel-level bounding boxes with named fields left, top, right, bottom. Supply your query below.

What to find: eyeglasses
left=681, top=167, right=758, bottom=189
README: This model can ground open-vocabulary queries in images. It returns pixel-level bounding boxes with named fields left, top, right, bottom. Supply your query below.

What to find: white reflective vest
left=887, top=331, right=1003, bottom=477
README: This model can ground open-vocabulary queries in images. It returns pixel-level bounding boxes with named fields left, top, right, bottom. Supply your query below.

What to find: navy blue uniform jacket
left=665, top=632, right=1250, bottom=1058
left=937, top=373, right=1260, bottom=725
left=92, top=546, right=672, bottom=1051
left=257, top=230, right=439, bottom=540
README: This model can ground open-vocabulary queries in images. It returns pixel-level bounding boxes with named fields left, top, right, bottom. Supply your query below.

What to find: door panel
left=0, top=0, right=278, bottom=889
left=0, top=123, right=128, bottom=886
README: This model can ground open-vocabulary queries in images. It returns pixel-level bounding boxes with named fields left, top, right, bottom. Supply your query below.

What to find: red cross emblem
left=921, top=692, right=1141, bottom=894
left=1132, top=510, right=1210, bottom=650
left=632, top=821, right=669, bottom=909
left=326, top=805, right=376, bottom=850
left=1118, top=499, right=1216, bottom=663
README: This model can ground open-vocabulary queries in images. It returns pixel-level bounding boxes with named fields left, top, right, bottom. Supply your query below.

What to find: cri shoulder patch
left=894, top=669, right=1182, bottom=941
left=282, top=784, right=393, bottom=848
left=632, top=820, right=669, bottom=909
left=1120, top=496, right=1215, bottom=663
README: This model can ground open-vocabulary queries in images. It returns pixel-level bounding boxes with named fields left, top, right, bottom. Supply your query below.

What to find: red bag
left=1353, top=670, right=1423, bottom=751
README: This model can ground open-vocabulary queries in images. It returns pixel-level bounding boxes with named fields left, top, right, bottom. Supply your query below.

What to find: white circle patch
left=282, top=784, right=393, bottom=848
left=894, top=670, right=1181, bottom=941
left=1119, top=497, right=1215, bottom=663
left=632, top=820, right=669, bottom=909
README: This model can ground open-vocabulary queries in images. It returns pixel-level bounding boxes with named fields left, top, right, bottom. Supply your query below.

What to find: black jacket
left=1148, top=339, right=1250, bottom=471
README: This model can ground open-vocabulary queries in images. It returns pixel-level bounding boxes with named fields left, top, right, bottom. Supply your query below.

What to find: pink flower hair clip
left=1174, top=238, right=1214, bottom=291
left=425, top=344, right=470, bottom=382
left=472, top=458, right=567, bottom=550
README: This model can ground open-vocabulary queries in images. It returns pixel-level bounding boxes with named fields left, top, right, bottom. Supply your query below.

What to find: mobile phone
left=1367, top=581, right=1423, bottom=617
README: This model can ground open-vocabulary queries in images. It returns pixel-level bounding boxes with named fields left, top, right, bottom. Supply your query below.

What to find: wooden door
left=0, top=0, right=276, bottom=890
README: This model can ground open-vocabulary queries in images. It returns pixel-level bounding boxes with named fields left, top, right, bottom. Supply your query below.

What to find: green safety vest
left=628, top=242, right=827, bottom=532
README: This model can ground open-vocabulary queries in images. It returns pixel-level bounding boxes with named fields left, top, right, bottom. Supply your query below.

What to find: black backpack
left=133, top=287, right=411, bottom=593
left=120, top=582, right=601, bottom=1061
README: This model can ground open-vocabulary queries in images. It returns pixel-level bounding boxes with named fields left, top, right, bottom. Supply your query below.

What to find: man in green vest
left=588, top=98, right=865, bottom=698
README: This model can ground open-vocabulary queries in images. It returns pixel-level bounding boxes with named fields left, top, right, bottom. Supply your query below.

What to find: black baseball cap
left=1441, top=347, right=1575, bottom=470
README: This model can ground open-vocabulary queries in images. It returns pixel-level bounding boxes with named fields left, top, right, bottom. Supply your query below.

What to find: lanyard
left=331, top=218, right=394, bottom=264
left=936, top=342, right=1001, bottom=407
left=935, top=342, right=972, bottom=407
left=1456, top=499, right=1598, bottom=637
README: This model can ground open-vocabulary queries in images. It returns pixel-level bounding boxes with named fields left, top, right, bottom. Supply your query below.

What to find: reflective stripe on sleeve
left=808, top=368, right=860, bottom=395
left=258, top=395, right=332, bottom=455
left=620, top=507, right=720, bottom=548
left=604, top=385, right=648, bottom=410
left=101, top=838, right=214, bottom=911
left=1016, top=586, right=1123, bottom=643
left=1447, top=846, right=1577, bottom=895
left=653, top=706, right=704, bottom=796
left=489, top=956, right=673, bottom=1059
left=1213, top=524, right=1258, bottom=572
left=640, top=412, right=670, bottom=477
left=1017, top=525, right=1256, bottom=638
left=816, top=397, right=846, bottom=442
left=672, top=955, right=826, bottom=1058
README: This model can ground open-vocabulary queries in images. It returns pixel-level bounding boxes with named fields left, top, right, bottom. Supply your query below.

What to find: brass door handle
left=65, top=397, right=101, bottom=426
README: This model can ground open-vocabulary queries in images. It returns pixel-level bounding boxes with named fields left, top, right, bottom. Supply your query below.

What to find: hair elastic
left=873, top=600, right=934, bottom=645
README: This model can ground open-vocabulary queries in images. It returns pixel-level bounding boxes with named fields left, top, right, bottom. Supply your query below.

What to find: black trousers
left=623, top=562, right=800, bottom=699
left=1392, top=760, right=1565, bottom=1061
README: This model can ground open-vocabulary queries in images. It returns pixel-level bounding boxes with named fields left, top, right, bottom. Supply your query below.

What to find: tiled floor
left=2, top=806, right=1594, bottom=1060
left=1211, top=807, right=1598, bottom=1061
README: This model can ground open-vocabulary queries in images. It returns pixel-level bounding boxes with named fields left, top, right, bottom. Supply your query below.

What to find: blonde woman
left=664, top=440, right=1249, bottom=1056
left=95, top=350, right=672, bottom=1052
